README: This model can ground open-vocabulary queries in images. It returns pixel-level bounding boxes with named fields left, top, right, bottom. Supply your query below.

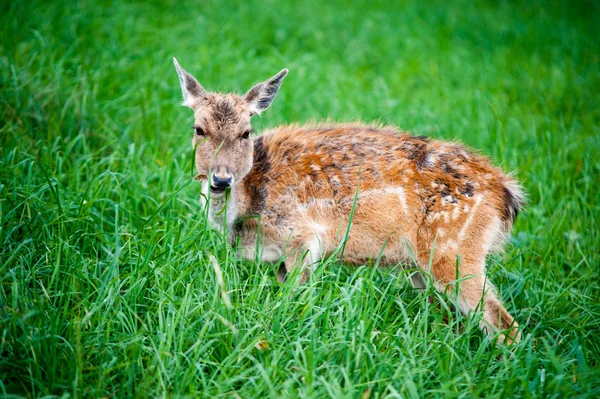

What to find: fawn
left=173, top=59, right=524, bottom=343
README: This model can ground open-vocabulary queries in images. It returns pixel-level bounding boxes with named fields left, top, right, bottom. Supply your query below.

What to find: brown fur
left=173, top=60, right=524, bottom=344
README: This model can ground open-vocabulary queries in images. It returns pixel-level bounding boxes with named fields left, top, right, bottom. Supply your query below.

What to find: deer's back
left=241, top=123, right=522, bottom=259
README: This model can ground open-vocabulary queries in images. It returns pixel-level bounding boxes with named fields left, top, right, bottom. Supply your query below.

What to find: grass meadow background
left=1, top=0, right=599, bottom=397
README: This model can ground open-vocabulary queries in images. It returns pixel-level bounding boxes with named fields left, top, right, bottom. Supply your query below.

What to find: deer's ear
left=173, top=58, right=207, bottom=107
left=244, top=69, right=288, bottom=115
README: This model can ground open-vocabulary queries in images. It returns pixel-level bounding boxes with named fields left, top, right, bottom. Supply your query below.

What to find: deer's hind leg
left=417, top=210, right=520, bottom=344
left=427, top=254, right=520, bottom=344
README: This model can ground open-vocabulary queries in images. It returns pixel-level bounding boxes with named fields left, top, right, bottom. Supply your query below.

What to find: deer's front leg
left=236, top=231, right=285, bottom=281
left=237, top=243, right=283, bottom=263
left=283, top=234, right=325, bottom=285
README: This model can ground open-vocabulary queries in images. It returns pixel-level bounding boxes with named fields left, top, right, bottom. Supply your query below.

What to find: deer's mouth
left=210, top=185, right=228, bottom=195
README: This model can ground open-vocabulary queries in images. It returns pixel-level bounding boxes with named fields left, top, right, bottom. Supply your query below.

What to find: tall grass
left=1, top=0, right=599, bottom=397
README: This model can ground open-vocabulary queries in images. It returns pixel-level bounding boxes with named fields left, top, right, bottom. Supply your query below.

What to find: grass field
left=1, top=0, right=599, bottom=397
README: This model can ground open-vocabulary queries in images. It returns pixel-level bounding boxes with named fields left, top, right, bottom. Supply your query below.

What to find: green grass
left=1, top=0, right=599, bottom=397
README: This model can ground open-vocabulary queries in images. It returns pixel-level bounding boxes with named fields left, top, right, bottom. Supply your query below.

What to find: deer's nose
left=212, top=174, right=232, bottom=188
left=210, top=166, right=233, bottom=193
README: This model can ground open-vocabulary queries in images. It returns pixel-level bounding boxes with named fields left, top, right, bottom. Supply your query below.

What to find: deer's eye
left=193, top=127, right=205, bottom=136
left=242, top=130, right=252, bottom=139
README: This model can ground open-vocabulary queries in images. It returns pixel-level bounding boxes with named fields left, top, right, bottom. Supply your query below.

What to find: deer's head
left=173, top=58, right=287, bottom=196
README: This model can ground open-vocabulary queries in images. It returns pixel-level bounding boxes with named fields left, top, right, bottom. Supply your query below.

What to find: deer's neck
left=201, top=180, right=240, bottom=234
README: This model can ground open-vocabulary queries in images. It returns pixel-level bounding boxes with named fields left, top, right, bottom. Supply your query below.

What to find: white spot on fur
left=428, top=212, right=441, bottom=222
left=385, top=187, right=409, bottom=215
left=425, top=153, right=437, bottom=168
left=441, top=211, right=450, bottom=223
left=356, top=187, right=410, bottom=215
left=458, top=194, right=483, bottom=241
left=452, top=206, right=461, bottom=220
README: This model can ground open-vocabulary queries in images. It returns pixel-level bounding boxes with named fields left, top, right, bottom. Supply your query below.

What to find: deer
left=173, top=58, right=524, bottom=344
